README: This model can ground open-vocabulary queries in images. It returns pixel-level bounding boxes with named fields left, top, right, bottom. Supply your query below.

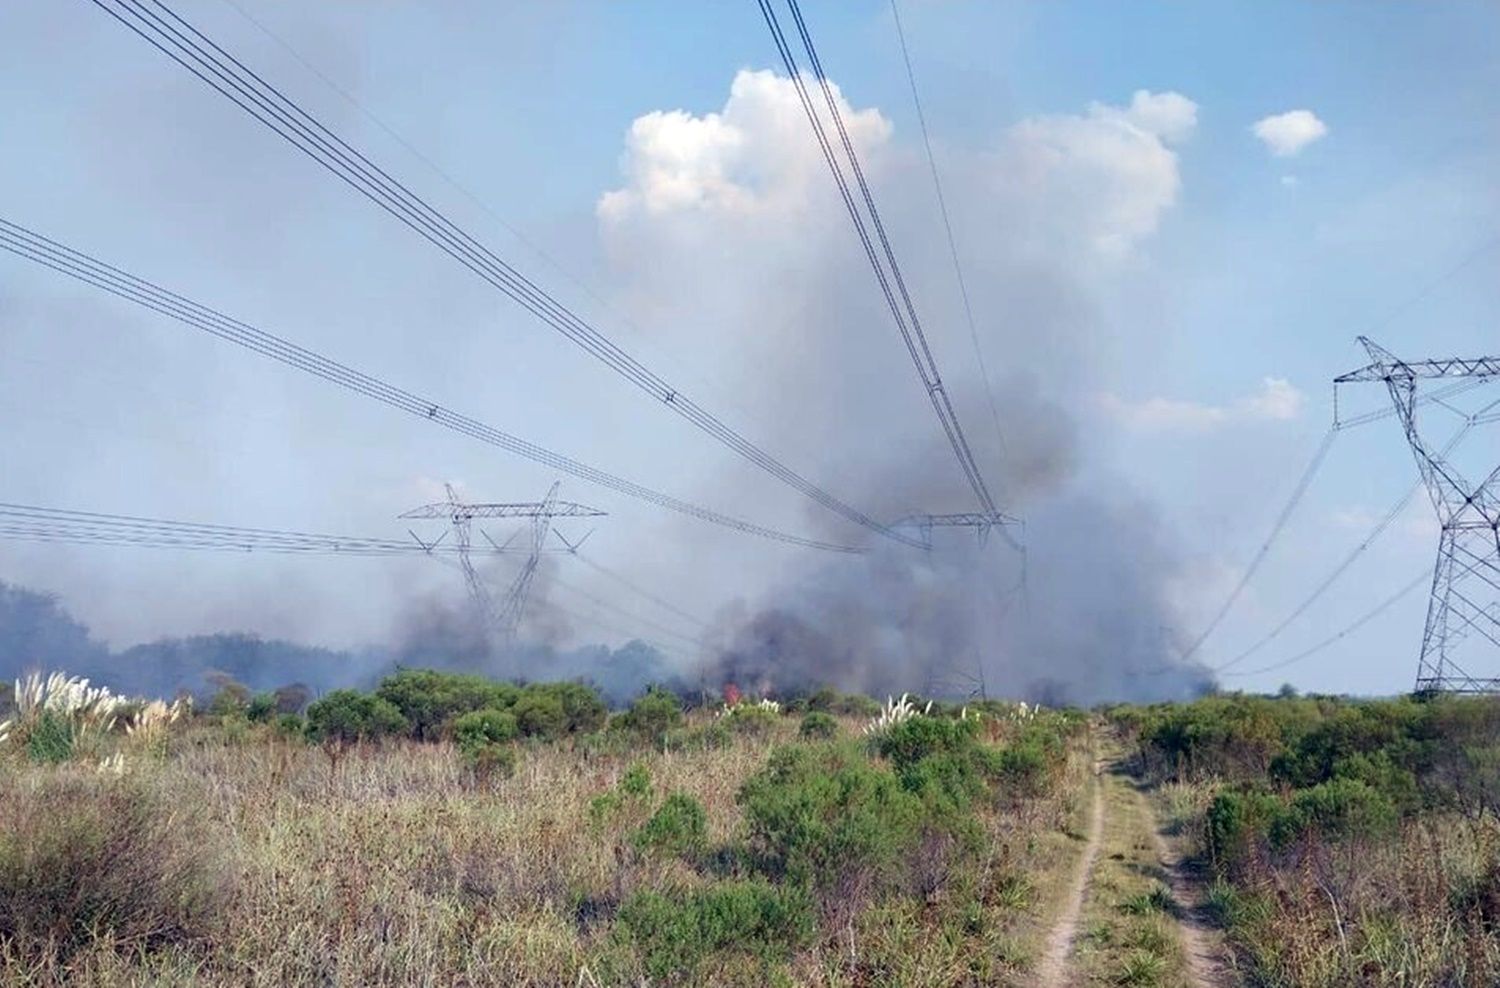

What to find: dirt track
left=1034, top=759, right=1105, bottom=988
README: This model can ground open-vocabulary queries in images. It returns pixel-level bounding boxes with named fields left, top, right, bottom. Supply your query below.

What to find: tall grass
left=0, top=693, right=1093, bottom=987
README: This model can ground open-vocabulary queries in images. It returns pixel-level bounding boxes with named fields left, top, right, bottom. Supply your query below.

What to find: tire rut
left=1034, top=759, right=1106, bottom=988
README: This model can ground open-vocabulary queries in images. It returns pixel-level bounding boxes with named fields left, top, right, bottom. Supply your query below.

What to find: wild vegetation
left=1113, top=691, right=1500, bottom=988
left=0, top=671, right=1089, bottom=987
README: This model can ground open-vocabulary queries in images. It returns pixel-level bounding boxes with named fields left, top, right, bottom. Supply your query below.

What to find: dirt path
left=1145, top=802, right=1233, bottom=988
left=1035, top=759, right=1106, bottom=988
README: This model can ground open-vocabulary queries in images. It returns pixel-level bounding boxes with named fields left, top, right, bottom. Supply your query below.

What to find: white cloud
left=1123, top=89, right=1198, bottom=145
left=998, top=89, right=1197, bottom=255
left=597, top=69, right=891, bottom=224
left=1102, top=377, right=1306, bottom=431
left=599, top=74, right=1196, bottom=261
left=1252, top=109, right=1328, bottom=157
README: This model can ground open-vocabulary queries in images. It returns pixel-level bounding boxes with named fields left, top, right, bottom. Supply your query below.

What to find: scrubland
left=0, top=672, right=1089, bottom=987
left=1113, top=691, right=1500, bottom=988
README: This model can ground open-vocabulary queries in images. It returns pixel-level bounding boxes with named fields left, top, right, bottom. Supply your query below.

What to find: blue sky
left=1, top=0, right=1496, bottom=697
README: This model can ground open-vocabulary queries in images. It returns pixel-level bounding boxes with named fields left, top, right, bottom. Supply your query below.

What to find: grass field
left=3, top=672, right=1499, bottom=986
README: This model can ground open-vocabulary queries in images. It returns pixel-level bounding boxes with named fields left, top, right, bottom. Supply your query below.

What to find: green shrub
left=274, top=713, right=306, bottom=739
left=304, top=690, right=408, bottom=745
left=452, top=708, right=519, bottom=753
left=1271, top=777, right=1397, bottom=848
left=872, top=715, right=980, bottom=772
left=0, top=773, right=225, bottom=960
left=621, top=761, right=653, bottom=798
left=245, top=692, right=277, bottom=723
left=539, top=682, right=608, bottom=735
left=1205, top=787, right=1284, bottom=874
left=207, top=680, right=251, bottom=718
left=633, top=792, right=708, bottom=859
left=511, top=690, right=566, bottom=739
left=617, top=688, right=682, bottom=744
left=724, top=705, right=779, bottom=739
left=739, top=744, right=927, bottom=893
left=799, top=712, right=839, bottom=740
left=375, top=669, right=519, bottom=740
left=615, top=879, right=813, bottom=980
left=995, top=740, right=1058, bottom=798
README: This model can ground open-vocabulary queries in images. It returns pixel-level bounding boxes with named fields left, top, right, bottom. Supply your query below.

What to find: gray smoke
left=599, top=75, right=1216, bottom=704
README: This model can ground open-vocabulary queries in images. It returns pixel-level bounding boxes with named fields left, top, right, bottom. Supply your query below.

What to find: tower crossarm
left=1335, top=337, right=1500, bottom=383
left=398, top=500, right=607, bottom=520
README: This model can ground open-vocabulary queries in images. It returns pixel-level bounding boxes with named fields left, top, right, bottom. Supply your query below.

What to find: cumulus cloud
left=600, top=74, right=1196, bottom=262
left=1252, top=109, right=1328, bottom=157
left=598, top=68, right=890, bottom=224
left=1102, top=377, right=1305, bottom=431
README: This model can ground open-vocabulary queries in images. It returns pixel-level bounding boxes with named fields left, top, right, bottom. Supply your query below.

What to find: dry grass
left=0, top=712, right=1095, bottom=987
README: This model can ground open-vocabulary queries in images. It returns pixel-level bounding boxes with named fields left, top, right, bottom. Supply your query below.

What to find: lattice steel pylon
left=400, top=483, right=605, bottom=641
left=890, top=511, right=1025, bottom=700
left=1336, top=337, right=1500, bottom=693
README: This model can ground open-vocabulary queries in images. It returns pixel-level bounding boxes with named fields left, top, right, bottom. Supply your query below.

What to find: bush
left=723, top=705, right=779, bottom=739
left=1205, top=787, right=1284, bottom=874
left=0, top=773, right=225, bottom=960
left=245, top=692, right=277, bottom=723
left=304, top=690, right=408, bottom=745
left=617, top=688, right=682, bottom=744
left=452, top=708, right=519, bottom=753
left=274, top=713, right=306, bottom=739
left=633, top=792, right=708, bottom=860
left=1271, top=777, right=1397, bottom=849
left=621, top=761, right=653, bottom=798
left=616, top=879, right=813, bottom=980
left=799, top=712, right=839, bottom=740
left=872, top=715, right=980, bottom=772
left=375, top=669, right=518, bottom=740
left=206, top=679, right=251, bottom=718
left=539, top=682, right=609, bottom=735
left=512, top=691, right=566, bottom=740
left=739, top=744, right=927, bottom=895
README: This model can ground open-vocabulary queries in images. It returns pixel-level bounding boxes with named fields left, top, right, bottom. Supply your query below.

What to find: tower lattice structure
left=1336, top=337, right=1500, bottom=693
left=401, top=482, right=604, bottom=641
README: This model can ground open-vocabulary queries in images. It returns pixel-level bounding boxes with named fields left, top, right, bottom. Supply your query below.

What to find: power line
left=0, top=217, right=857, bottom=553
left=1224, top=566, right=1433, bottom=679
left=1177, top=428, right=1339, bottom=664
left=87, top=0, right=917, bottom=548
left=573, top=552, right=711, bottom=630
left=755, top=0, right=1007, bottom=524
left=887, top=0, right=1008, bottom=462
left=1213, top=422, right=1474, bottom=674
left=215, top=0, right=830, bottom=476
left=0, top=501, right=508, bottom=556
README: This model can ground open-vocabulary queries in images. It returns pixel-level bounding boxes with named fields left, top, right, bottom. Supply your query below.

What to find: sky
left=1, top=0, right=1497, bottom=698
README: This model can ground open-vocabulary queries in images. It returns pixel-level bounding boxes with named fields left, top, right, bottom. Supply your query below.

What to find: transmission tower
left=1336, top=337, right=1500, bottom=693
left=890, top=511, right=1024, bottom=701
left=891, top=512, right=1020, bottom=551
left=400, top=482, right=605, bottom=641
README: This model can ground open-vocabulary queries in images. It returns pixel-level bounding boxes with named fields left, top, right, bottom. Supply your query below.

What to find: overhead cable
left=755, top=0, right=1006, bottom=524
left=0, top=218, right=858, bottom=553
left=88, top=0, right=916, bottom=548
